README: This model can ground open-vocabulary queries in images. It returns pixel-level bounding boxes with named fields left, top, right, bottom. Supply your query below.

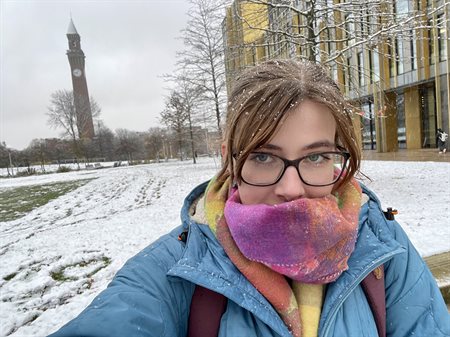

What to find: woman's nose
left=273, top=166, right=306, bottom=202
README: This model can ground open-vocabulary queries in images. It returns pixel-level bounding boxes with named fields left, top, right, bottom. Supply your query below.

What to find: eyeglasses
left=238, top=150, right=350, bottom=187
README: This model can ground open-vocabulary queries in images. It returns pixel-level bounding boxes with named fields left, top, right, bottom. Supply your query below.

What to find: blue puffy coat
left=50, top=181, right=450, bottom=337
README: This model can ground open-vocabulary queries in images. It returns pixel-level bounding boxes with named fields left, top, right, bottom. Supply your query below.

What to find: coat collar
left=168, top=181, right=405, bottom=337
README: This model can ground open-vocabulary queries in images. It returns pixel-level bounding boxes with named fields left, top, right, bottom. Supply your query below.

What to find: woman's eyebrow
left=302, top=141, right=336, bottom=150
left=258, top=141, right=335, bottom=152
left=257, top=144, right=282, bottom=151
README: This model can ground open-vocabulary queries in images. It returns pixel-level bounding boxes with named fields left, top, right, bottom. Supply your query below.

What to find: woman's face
left=237, top=100, right=337, bottom=205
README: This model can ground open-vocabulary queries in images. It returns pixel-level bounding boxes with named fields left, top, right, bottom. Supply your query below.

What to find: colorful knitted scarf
left=204, top=176, right=362, bottom=337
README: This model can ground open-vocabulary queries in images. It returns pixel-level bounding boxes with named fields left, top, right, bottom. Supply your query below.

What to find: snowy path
left=0, top=158, right=448, bottom=336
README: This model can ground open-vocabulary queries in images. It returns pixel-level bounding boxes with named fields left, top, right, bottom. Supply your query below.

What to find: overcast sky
left=1, top=0, right=195, bottom=150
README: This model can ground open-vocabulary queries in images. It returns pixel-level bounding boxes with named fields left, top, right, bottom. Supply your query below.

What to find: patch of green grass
left=50, top=270, right=78, bottom=282
left=3, top=272, right=17, bottom=281
left=0, top=179, right=93, bottom=222
left=86, top=256, right=112, bottom=278
left=102, top=256, right=111, bottom=265
left=51, top=255, right=111, bottom=283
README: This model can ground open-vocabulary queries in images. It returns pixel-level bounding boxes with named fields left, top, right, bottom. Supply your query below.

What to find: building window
left=346, top=57, right=352, bottom=92
left=372, top=48, right=380, bottom=82
left=361, top=102, right=376, bottom=150
left=438, top=14, right=447, bottom=61
left=344, top=14, right=355, bottom=46
left=410, top=30, right=417, bottom=70
left=344, top=14, right=350, bottom=47
left=365, top=8, right=372, bottom=36
left=357, top=52, right=364, bottom=86
left=428, top=19, right=435, bottom=65
left=395, top=0, right=409, bottom=18
left=395, top=38, right=404, bottom=74
left=342, top=65, right=346, bottom=89
left=396, top=94, right=406, bottom=149
left=420, top=86, right=437, bottom=148
left=331, top=63, right=338, bottom=83
left=368, top=51, right=373, bottom=83
left=358, top=9, right=365, bottom=37
left=388, top=39, right=395, bottom=77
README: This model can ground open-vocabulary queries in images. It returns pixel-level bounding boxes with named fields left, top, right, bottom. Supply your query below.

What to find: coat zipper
left=320, top=249, right=403, bottom=337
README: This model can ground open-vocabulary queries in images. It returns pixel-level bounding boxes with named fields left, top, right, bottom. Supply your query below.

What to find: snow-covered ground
left=0, top=157, right=449, bottom=337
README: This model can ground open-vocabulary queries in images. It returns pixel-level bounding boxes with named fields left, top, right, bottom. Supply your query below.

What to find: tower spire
left=67, top=17, right=78, bottom=35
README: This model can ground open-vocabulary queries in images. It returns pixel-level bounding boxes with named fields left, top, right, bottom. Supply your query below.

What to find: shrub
left=57, top=166, right=72, bottom=173
left=15, top=168, right=37, bottom=177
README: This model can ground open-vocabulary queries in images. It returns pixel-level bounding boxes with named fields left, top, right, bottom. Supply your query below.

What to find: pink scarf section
left=224, top=180, right=362, bottom=283
left=204, top=176, right=362, bottom=337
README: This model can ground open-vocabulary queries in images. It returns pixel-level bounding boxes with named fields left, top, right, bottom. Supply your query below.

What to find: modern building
left=222, top=0, right=449, bottom=152
left=66, top=18, right=95, bottom=139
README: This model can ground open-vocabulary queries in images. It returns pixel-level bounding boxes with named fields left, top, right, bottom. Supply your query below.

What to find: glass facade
left=361, top=102, right=376, bottom=150
left=420, top=86, right=437, bottom=148
left=396, top=94, right=406, bottom=149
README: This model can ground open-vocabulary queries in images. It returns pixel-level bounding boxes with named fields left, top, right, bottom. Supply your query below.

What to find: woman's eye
left=250, top=153, right=272, bottom=163
left=307, top=154, right=321, bottom=162
left=255, top=153, right=270, bottom=162
left=306, top=153, right=329, bottom=163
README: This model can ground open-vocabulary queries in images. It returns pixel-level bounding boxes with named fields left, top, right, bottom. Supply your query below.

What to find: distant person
left=49, top=60, right=450, bottom=337
left=437, top=128, right=448, bottom=154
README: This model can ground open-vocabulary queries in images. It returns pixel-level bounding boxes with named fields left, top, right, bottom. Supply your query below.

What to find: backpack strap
left=179, top=230, right=228, bottom=337
left=187, top=285, right=227, bottom=337
left=361, top=265, right=386, bottom=337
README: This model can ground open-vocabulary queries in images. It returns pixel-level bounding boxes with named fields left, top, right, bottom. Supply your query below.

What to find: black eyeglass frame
left=235, top=149, right=351, bottom=187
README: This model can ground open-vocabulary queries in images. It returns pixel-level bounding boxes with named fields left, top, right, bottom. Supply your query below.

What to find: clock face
left=73, top=68, right=82, bottom=77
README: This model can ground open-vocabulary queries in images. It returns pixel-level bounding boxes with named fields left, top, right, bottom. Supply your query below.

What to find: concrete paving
left=424, top=252, right=450, bottom=305
left=362, top=148, right=450, bottom=162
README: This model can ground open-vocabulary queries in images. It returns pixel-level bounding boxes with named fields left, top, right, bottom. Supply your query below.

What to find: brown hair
left=217, top=59, right=361, bottom=191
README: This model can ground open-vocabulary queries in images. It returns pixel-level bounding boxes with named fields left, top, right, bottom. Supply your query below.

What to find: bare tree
left=47, top=89, right=101, bottom=163
left=176, top=0, right=227, bottom=138
left=0, top=142, right=16, bottom=176
left=160, top=91, right=189, bottom=161
left=145, top=128, right=166, bottom=161
left=94, top=121, right=116, bottom=161
left=26, top=139, right=52, bottom=172
left=115, top=129, right=142, bottom=162
left=47, top=90, right=77, bottom=144
left=170, top=73, right=204, bottom=163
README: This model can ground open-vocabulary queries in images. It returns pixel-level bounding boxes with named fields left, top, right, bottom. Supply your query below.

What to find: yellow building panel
left=240, top=2, right=268, bottom=44
left=404, top=87, right=422, bottom=149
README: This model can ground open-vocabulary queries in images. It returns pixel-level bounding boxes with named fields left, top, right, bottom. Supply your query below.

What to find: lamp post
left=8, top=149, right=13, bottom=176
left=162, top=136, right=167, bottom=162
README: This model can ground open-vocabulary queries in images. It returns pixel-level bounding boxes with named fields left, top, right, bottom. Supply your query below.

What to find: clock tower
left=66, top=18, right=95, bottom=139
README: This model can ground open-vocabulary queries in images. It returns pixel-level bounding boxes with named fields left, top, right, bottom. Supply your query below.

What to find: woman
left=50, top=60, right=449, bottom=337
